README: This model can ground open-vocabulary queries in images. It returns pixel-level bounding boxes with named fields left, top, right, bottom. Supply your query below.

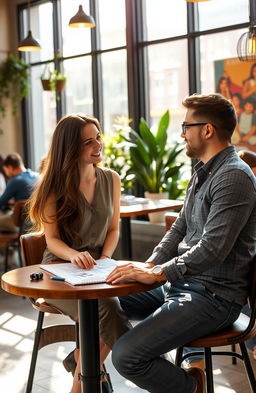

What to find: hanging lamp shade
left=18, top=30, right=41, bottom=51
left=237, top=0, right=256, bottom=62
left=69, top=5, right=95, bottom=28
left=237, top=25, right=256, bottom=62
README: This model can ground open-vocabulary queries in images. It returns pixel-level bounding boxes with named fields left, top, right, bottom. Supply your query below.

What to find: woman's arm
left=99, top=171, right=121, bottom=260
left=242, top=80, right=256, bottom=99
left=44, top=195, right=95, bottom=269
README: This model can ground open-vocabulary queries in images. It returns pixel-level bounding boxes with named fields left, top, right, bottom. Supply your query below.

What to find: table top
left=1, top=264, right=161, bottom=300
left=120, top=199, right=183, bottom=217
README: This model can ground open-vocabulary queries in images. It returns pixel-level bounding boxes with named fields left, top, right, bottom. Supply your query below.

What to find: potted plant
left=41, top=67, right=66, bottom=92
left=121, top=110, right=185, bottom=222
left=0, top=54, right=30, bottom=134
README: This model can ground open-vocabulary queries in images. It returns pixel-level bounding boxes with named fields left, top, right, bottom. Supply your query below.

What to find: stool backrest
left=248, top=254, right=256, bottom=310
left=12, top=200, right=27, bottom=228
left=20, top=233, right=46, bottom=267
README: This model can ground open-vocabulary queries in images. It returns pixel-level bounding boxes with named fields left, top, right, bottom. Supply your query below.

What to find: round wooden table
left=1, top=264, right=161, bottom=393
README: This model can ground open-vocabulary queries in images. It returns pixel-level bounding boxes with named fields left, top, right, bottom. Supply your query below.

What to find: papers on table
left=41, top=258, right=119, bottom=286
left=120, top=195, right=149, bottom=205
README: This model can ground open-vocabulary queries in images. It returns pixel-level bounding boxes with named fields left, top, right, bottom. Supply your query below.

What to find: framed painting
left=214, top=57, right=256, bottom=152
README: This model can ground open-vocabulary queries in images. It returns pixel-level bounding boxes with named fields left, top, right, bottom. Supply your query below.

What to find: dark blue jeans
left=112, top=280, right=241, bottom=393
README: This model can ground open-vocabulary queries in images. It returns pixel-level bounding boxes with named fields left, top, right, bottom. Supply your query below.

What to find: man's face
left=3, top=165, right=14, bottom=178
left=181, top=109, right=207, bottom=160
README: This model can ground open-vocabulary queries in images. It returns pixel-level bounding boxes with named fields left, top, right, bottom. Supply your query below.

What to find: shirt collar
left=194, top=146, right=235, bottom=176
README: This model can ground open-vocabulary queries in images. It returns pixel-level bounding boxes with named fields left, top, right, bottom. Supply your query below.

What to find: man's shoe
left=186, top=367, right=206, bottom=393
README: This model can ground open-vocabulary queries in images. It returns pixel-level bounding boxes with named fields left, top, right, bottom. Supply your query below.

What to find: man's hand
left=106, top=262, right=158, bottom=285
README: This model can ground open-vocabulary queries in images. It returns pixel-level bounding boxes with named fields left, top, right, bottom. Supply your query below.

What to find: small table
left=120, top=199, right=183, bottom=259
left=1, top=264, right=161, bottom=393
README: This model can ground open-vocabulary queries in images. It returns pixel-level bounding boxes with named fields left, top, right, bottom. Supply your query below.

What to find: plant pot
left=41, top=79, right=66, bottom=92
left=144, top=191, right=169, bottom=223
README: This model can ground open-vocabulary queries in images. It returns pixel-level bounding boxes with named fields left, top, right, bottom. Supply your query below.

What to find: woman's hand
left=70, top=251, right=96, bottom=269
left=106, top=262, right=156, bottom=285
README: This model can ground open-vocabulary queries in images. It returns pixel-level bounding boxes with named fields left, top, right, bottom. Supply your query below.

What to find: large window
left=18, top=0, right=250, bottom=168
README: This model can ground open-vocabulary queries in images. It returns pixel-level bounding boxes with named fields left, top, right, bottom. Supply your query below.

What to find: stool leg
left=26, top=311, right=44, bottom=393
left=4, top=244, right=10, bottom=272
left=204, top=347, right=214, bottom=393
left=231, top=344, right=237, bottom=365
left=175, top=347, right=184, bottom=367
left=239, top=342, right=256, bottom=392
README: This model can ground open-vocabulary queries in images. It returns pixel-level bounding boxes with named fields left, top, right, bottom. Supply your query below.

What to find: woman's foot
left=63, top=349, right=79, bottom=376
left=63, top=349, right=113, bottom=391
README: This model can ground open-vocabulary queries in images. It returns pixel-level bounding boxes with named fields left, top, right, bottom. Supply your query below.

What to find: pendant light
left=237, top=0, right=256, bottom=61
left=18, top=0, right=41, bottom=51
left=69, top=4, right=96, bottom=28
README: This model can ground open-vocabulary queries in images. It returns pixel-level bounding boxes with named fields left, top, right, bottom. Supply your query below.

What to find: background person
left=28, top=114, right=131, bottom=393
left=0, top=154, right=6, bottom=196
left=107, top=94, right=256, bottom=393
left=0, top=153, right=39, bottom=232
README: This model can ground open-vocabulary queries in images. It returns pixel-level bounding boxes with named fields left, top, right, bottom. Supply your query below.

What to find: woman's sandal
left=62, top=350, right=113, bottom=392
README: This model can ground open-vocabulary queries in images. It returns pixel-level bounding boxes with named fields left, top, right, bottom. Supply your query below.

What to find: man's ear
left=204, top=123, right=215, bottom=139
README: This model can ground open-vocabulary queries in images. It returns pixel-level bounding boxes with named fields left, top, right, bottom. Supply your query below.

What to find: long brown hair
left=29, top=113, right=101, bottom=246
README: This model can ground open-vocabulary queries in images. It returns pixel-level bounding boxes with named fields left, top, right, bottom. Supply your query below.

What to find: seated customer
left=0, top=154, right=6, bottom=196
left=0, top=153, right=39, bottom=232
left=107, top=94, right=256, bottom=393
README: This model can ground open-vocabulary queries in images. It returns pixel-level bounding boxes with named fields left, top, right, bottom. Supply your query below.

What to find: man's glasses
left=181, top=122, right=208, bottom=135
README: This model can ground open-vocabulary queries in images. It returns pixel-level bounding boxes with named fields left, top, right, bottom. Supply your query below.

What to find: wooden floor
left=0, top=256, right=255, bottom=393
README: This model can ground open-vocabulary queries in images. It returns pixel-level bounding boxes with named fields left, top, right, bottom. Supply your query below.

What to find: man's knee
left=112, top=338, right=132, bottom=376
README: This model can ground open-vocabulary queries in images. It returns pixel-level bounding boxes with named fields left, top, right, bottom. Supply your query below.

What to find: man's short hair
left=3, top=153, right=24, bottom=168
left=182, top=93, right=237, bottom=142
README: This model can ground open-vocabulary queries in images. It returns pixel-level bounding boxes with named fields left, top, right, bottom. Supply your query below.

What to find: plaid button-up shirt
left=147, top=146, right=256, bottom=305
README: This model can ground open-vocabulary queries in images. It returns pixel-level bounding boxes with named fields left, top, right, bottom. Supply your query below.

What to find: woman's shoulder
left=97, top=166, right=120, bottom=178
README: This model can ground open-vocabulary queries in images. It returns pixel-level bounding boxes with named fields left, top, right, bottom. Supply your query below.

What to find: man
left=0, top=153, right=39, bottom=232
left=107, top=94, right=256, bottom=393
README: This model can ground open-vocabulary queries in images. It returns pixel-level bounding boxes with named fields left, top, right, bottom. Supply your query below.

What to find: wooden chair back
left=20, top=233, right=46, bottom=267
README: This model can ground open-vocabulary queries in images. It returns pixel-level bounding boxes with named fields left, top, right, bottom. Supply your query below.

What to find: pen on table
left=50, top=276, right=65, bottom=281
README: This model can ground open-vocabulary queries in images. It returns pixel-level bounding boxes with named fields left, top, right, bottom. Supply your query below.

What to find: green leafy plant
left=121, top=110, right=185, bottom=198
left=41, top=67, right=66, bottom=91
left=102, top=117, right=134, bottom=193
left=0, top=54, right=30, bottom=133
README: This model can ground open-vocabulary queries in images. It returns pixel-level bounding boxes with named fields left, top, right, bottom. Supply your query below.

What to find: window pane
left=148, top=40, right=188, bottom=142
left=101, top=50, right=128, bottom=132
left=64, top=57, right=93, bottom=115
left=145, top=0, right=187, bottom=41
left=98, top=0, right=126, bottom=49
left=200, top=29, right=247, bottom=94
left=61, top=0, right=91, bottom=57
left=29, top=65, right=57, bottom=169
left=22, top=2, right=54, bottom=63
left=198, top=0, right=249, bottom=31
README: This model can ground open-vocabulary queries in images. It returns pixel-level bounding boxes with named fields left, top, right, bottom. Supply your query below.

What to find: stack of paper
left=41, top=258, right=119, bottom=285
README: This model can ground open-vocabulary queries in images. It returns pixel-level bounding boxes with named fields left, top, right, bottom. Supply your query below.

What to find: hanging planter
left=41, top=78, right=66, bottom=92
left=40, top=68, right=66, bottom=92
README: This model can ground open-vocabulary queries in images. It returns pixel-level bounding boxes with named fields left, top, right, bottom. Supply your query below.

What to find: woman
left=242, top=63, right=256, bottom=105
left=29, top=114, right=131, bottom=393
left=216, top=76, right=232, bottom=100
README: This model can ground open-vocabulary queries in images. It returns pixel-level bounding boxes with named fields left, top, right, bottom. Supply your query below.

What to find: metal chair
left=175, top=255, right=256, bottom=393
left=20, top=232, right=78, bottom=393
left=0, top=200, right=28, bottom=272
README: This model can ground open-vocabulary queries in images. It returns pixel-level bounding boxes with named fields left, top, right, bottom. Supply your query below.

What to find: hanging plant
left=41, top=67, right=66, bottom=92
left=0, top=54, right=30, bottom=133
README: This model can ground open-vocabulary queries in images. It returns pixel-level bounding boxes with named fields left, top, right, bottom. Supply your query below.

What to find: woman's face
left=79, top=123, right=103, bottom=165
left=220, top=79, right=228, bottom=90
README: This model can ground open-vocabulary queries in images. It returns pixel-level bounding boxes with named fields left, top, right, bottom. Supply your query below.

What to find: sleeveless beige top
left=42, top=167, right=114, bottom=263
